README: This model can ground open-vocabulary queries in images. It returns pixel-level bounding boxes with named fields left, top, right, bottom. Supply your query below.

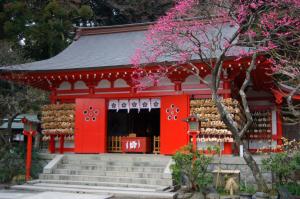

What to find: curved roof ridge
left=73, top=16, right=226, bottom=39
left=74, top=22, right=152, bottom=40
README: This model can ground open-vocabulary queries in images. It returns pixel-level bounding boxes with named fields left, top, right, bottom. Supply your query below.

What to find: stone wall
left=209, top=155, right=272, bottom=186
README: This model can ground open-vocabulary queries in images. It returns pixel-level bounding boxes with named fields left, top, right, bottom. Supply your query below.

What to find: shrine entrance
left=107, top=99, right=160, bottom=153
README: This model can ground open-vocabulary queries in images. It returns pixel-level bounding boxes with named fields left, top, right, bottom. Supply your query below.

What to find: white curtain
left=151, top=98, right=161, bottom=109
left=118, top=99, right=130, bottom=113
left=108, top=100, right=119, bottom=111
left=108, top=98, right=161, bottom=112
left=140, top=99, right=151, bottom=111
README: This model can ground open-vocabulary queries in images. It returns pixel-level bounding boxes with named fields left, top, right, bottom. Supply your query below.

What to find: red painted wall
left=160, top=95, right=189, bottom=155
left=74, top=98, right=107, bottom=153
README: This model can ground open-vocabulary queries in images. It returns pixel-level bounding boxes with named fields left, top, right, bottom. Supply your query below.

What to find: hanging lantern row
left=108, top=98, right=161, bottom=112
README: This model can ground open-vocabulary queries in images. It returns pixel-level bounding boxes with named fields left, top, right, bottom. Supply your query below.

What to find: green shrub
left=239, top=181, right=256, bottom=194
left=170, top=144, right=214, bottom=191
left=294, top=152, right=300, bottom=170
left=216, top=186, right=227, bottom=195
left=281, top=183, right=300, bottom=196
left=262, top=151, right=300, bottom=197
left=0, top=143, right=42, bottom=183
left=262, top=152, right=297, bottom=185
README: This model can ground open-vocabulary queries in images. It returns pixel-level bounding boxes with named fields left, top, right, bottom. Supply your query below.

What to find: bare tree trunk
left=211, top=92, right=269, bottom=192
left=235, top=136, right=269, bottom=192
left=210, top=53, right=269, bottom=192
left=287, top=84, right=300, bottom=117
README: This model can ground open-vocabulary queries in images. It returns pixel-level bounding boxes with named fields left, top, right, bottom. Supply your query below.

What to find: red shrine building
left=1, top=23, right=286, bottom=155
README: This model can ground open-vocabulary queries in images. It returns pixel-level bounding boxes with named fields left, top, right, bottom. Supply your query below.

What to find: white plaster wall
left=57, top=81, right=71, bottom=90
left=114, top=78, right=129, bottom=88
left=74, top=80, right=88, bottom=89
left=96, top=79, right=111, bottom=88
left=204, top=74, right=212, bottom=84
left=182, top=75, right=200, bottom=85
left=157, top=77, right=173, bottom=86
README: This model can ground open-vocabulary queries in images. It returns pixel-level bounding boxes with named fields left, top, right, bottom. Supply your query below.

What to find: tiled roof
left=5, top=30, right=146, bottom=71
left=1, top=22, right=250, bottom=72
left=0, top=114, right=39, bottom=130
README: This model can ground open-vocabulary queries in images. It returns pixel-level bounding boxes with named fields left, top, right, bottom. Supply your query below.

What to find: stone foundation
left=210, top=155, right=272, bottom=186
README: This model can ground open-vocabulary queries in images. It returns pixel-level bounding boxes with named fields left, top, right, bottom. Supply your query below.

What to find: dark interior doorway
left=107, top=109, right=160, bottom=137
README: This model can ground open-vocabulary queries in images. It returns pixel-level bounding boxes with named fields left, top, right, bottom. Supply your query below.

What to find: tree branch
left=287, top=84, right=300, bottom=117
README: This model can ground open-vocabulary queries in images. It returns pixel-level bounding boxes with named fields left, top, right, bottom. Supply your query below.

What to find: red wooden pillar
left=59, top=135, right=65, bottom=154
left=274, top=94, right=283, bottom=146
left=49, top=135, right=55, bottom=153
left=273, top=91, right=284, bottom=148
left=25, top=132, right=33, bottom=181
left=223, top=77, right=232, bottom=154
left=87, top=82, right=96, bottom=95
left=131, top=87, right=137, bottom=93
left=49, top=87, right=57, bottom=153
left=50, top=88, right=57, bottom=104
left=22, top=119, right=37, bottom=181
left=174, top=81, right=182, bottom=91
left=276, top=105, right=283, bottom=145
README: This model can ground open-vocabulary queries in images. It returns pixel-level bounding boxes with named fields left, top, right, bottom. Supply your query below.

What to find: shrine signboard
left=121, top=137, right=151, bottom=153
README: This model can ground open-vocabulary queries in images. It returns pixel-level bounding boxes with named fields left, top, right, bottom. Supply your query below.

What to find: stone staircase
left=13, top=154, right=177, bottom=198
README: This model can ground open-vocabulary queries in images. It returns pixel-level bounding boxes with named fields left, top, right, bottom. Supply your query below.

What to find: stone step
left=12, top=183, right=177, bottom=198
left=34, top=182, right=159, bottom=192
left=39, top=174, right=173, bottom=186
left=57, top=163, right=166, bottom=173
left=63, top=154, right=171, bottom=162
left=53, top=168, right=171, bottom=179
left=36, top=154, right=174, bottom=197
left=62, top=159, right=168, bottom=167
left=29, top=179, right=166, bottom=189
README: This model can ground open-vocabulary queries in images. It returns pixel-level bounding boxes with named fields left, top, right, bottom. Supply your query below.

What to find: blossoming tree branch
left=131, top=0, right=299, bottom=192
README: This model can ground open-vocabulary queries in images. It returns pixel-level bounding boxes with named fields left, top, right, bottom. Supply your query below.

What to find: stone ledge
left=43, top=155, right=64, bottom=174
left=211, top=155, right=268, bottom=165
